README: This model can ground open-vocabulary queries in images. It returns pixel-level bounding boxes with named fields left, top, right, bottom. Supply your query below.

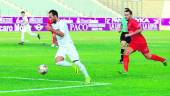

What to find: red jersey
left=128, top=18, right=146, bottom=43
left=128, top=18, right=149, bottom=54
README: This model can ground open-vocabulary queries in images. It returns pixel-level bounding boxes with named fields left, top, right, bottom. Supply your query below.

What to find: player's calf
left=122, top=47, right=134, bottom=72
left=144, top=53, right=167, bottom=66
left=73, top=60, right=91, bottom=83
left=143, top=53, right=152, bottom=60
left=120, top=41, right=126, bottom=64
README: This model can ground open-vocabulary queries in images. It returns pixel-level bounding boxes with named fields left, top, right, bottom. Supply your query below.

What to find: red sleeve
left=132, top=20, right=141, bottom=30
left=47, top=19, right=52, bottom=25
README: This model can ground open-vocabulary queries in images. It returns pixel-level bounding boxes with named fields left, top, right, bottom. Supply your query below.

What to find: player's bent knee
left=55, top=56, right=64, bottom=63
left=145, top=56, right=150, bottom=60
left=121, top=42, right=126, bottom=49
left=144, top=53, right=152, bottom=59
left=124, top=47, right=133, bottom=55
left=124, top=50, right=130, bottom=55
left=121, top=45, right=125, bottom=49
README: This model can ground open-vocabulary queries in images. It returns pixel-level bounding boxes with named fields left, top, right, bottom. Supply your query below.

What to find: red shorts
left=129, top=41, right=149, bottom=54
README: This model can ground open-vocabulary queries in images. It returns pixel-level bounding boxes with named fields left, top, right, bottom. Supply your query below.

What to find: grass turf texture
left=0, top=31, right=169, bottom=96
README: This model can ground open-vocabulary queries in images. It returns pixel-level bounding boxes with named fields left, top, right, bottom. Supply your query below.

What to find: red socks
left=123, top=55, right=129, bottom=72
left=52, top=33, right=56, bottom=44
left=123, top=54, right=165, bottom=72
left=151, top=54, right=165, bottom=62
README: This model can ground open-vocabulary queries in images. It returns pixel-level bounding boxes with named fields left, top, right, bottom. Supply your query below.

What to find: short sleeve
left=132, top=20, right=141, bottom=29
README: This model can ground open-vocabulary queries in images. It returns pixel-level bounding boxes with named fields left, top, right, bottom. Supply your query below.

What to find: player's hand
left=45, top=25, right=52, bottom=31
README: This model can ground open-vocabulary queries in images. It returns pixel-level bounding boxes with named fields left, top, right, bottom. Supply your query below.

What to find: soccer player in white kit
left=18, top=11, right=40, bottom=45
left=46, top=10, right=91, bottom=84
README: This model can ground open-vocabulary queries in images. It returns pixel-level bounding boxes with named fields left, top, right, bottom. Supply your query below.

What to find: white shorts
left=55, top=44, right=80, bottom=62
left=22, top=25, right=31, bottom=33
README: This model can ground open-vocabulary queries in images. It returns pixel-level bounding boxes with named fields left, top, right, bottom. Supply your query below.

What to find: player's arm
left=126, top=20, right=142, bottom=37
left=128, top=28, right=142, bottom=37
left=45, top=26, right=64, bottom=37
left=51, top=29, right=64, bottom=37
left=46, top=26, right=64, bottom=37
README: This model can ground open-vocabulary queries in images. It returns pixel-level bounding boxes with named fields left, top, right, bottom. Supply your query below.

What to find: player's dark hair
left=49, top=10, right=58, bottom=17
left=21, top=11, right=25, bottom=14
left=124, top=8, right=130, bottom=11
left=125, top=9, right=132, bottom=15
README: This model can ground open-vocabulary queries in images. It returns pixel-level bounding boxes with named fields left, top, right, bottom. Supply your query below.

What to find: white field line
left=0, top=76, right=109, bottom=84
left=0, top=83, right=109, bottom=93
left=0, top=77, right=111, bottom=93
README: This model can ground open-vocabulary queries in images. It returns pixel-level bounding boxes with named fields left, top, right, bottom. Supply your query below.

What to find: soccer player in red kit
left=47, top=19, right=58, bottom=47
left=120, top=9, right=167, bottom=74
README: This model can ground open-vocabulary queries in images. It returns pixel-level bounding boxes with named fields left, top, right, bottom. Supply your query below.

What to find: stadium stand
left=97, top=0, right=166, bottom=17
left=0, top=0, right=121, bottom=17
left=0, top=0, right=169, bottom=18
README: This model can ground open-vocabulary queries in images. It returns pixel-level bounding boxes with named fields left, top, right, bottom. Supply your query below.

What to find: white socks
left=56, top=60, right=90, bottom=78
left=21, top=31, right=25, bottom=42
left=74, top=61, right=90, bottom=78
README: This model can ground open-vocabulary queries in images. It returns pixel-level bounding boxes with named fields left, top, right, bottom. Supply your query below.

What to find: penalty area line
left=0, top=76, right=111, bottom=93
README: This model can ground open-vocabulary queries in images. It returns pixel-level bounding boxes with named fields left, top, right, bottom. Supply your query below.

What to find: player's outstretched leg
left=29, top=29, right=40, bottom=40
left=55, top=56, right=79, bottom=72
left=73, top=60, right=91, bottom=84
left=30, top=32, right=40, bottom=40
left=143, top=53, right=167, bottom=66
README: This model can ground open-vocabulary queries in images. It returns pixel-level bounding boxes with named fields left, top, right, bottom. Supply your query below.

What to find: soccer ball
left=38, top=64, right=48, bottom=75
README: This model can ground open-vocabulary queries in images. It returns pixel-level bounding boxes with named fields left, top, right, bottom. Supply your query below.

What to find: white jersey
left=52, top=20, right=79, bottom=61
left=22, top=16, right=29, bottom=27
left=52, top=20, right=73, bottom=47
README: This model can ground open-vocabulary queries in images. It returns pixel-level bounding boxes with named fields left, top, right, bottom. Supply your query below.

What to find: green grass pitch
left=0, top=31, right=169, bottom=96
